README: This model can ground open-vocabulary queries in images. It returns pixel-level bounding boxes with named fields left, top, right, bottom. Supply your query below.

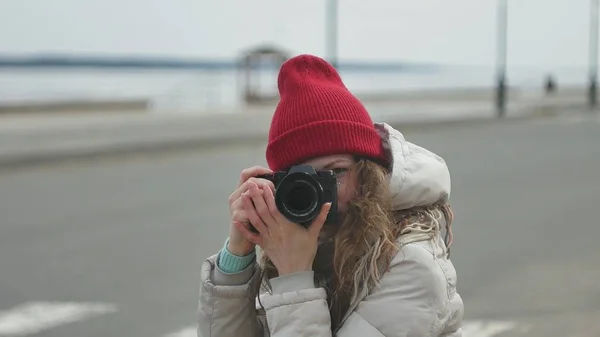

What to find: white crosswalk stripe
left=0, top=302, right=524, bottom=337
left=172, top=320, right=522, bottom=337
left=163, top=325, right=197, bottom=337
left=0, top=301, right=117, bottom=336
left=462, top=320, right=521, bottom=337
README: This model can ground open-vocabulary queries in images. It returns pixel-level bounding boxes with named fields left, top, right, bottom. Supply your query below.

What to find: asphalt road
left=0, top=115, right=599, bottom=337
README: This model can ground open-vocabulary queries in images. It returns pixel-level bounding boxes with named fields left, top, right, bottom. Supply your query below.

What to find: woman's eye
left=332, top=168, right=348, bottom=175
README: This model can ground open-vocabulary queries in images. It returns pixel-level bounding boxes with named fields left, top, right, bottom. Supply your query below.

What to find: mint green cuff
left=216, top=238, right=256, bottom=274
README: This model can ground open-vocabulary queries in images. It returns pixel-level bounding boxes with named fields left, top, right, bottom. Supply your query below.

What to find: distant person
left=545, top=74, right=557, bottom=95
left=197, top=55, right=463, bottom=336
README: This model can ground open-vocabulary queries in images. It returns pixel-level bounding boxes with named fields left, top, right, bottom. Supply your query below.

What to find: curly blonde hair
left=258, top=158, right=454, bottom=331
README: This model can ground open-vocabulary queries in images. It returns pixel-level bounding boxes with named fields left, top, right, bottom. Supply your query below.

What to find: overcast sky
left=0, top=0, right=594, bottom=67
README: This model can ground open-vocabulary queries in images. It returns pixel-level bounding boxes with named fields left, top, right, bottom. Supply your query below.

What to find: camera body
left=258, top=165, right=338, bottom=227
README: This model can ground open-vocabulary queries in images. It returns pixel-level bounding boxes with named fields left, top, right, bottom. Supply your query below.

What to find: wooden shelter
left=239, top=45, right=288, bottom=103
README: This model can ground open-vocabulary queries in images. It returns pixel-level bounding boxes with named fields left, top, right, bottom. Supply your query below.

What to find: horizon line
left=0, top=53, right=440, bottom=71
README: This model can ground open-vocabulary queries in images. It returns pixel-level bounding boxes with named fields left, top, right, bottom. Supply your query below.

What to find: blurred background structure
left=1, top=0, right=599, bottom=115
left=0, top=1, right=599, bottom=337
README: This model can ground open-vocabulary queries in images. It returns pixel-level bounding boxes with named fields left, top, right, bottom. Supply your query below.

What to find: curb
left=0, top=106, right=587, bottom=171
left=0, top=132, right=269, bottom=171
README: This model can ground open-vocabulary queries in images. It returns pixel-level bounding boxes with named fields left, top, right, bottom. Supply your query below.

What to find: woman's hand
left=228, top=166, right=275, bottom=256
left=234, top=182, right=331, bottom=276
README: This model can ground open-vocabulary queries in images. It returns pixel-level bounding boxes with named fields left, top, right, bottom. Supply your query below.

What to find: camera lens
left=284, top=182, right=316, bottom=214
left=275, top=173, right=323, bottom=226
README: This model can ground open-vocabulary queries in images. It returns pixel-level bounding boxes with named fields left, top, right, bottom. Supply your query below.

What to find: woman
left=198, top=54, right=464, bottom=336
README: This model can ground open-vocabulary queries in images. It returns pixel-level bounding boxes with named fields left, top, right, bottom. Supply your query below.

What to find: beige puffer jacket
left=197, top=123, right=464, bottom=337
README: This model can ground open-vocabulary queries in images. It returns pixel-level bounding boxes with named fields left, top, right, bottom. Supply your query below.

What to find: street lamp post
left=495, top=0, right=508, bottom=118
left=589, top=0, right=599, bottom=110
left=326, top=0, right=338, bottom=69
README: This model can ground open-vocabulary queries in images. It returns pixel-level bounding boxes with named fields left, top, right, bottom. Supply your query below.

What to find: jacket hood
left=375, top=123, right=451, bottom=211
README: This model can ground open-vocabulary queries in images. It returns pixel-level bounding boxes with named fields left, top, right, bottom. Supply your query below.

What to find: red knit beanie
left=266, top=54, right=388, bottom=171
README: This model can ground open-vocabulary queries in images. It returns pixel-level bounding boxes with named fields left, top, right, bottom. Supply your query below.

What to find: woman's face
left=301, top=154, right=358, bottom=214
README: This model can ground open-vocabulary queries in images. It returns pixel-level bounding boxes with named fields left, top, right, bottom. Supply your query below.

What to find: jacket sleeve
left=261, top=271, right=333, bottom=337
left=197, top=253, right=267, bottom=337
left=260, top=242, right=463, bottom=337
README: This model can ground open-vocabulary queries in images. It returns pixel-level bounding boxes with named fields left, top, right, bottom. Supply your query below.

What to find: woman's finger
left=230, top=196, right=246, bottom=219
left=238, top=166, right=272, bottom=186
left=248, top=183, right=277, bottom=227
left=308, top=203, right=332, bottom=238
left=230, top=207, right=247, bottom=223
left=264, top=186, right=286, bottom=224
left=229, top=179, right=255, bottom=207
left=242, top=193, right=269, bottom=235
left=229, top=178, right=275, bottom=207
left=253, top=178, right=276, bottom=192
left=233, top=221, right=262, bottom=245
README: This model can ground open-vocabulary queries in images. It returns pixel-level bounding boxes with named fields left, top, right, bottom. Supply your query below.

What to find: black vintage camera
left=257, top=165, right=338, bottom=227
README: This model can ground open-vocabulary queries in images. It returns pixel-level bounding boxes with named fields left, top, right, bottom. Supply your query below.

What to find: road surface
left=0, top=114, right=599, bottom=337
